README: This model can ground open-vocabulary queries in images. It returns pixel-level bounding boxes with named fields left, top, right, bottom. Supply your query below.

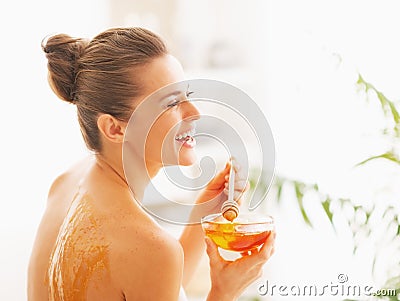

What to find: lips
left=175, top=128, right=196, bottom=148
left=175, top=128, right=195, bottom=142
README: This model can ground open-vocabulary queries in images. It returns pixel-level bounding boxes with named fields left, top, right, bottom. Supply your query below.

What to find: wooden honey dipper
left=221, top=160, right=239, bottom=222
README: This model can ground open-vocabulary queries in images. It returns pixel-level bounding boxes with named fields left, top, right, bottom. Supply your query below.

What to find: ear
left=97, top=114, right=126, bottom=144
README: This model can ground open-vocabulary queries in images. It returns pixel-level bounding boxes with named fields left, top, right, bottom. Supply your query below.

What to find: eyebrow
left=159, top=85, right=192, bottom=102
left=159, top=90, right=186, bottom=102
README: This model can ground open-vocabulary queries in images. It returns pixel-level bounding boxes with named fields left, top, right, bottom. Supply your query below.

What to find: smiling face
left=127, top=54, right=200, bottom=172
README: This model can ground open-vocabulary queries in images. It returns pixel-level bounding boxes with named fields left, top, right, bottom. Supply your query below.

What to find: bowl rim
left=201, top=213, right=274, bottom=225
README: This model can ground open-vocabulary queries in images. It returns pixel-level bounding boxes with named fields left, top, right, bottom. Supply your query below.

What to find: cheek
left=146, top=113, right=178, bottom=151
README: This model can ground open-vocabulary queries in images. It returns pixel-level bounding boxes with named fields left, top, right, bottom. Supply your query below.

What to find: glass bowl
left=201, top=213, right=275, bottom=253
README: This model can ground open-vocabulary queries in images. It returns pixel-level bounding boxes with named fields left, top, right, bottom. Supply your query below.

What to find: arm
left=113, top=227, right=184, bottom=301
left=179, top=220, right=207, bottom=288
left=179, top=161, right=248, bottom=287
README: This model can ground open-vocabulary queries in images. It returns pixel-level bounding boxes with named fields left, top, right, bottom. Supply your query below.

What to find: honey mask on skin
left=47, top=193, right=110, bottom=300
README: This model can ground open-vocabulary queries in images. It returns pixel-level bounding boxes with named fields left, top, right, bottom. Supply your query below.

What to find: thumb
left=207, top=163, right=230, bottom=190
left=205, top=237, right=222, bottom=264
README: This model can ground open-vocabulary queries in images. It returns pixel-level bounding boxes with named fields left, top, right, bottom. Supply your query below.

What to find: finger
left=223, top=180, right=247, bottom=202
left=220, top=194, right=243, bottom=206
left=259, top=231, right=275, bottom=249
left=224, top=164, right=244, bottom=182
left=225, top=173, right=247, bottom=182
left=236, top=184, right=247, bottom=196
left=216, top=163, right=231, bottom=181
left=270, top=246, right=275, bottom=257
left=240, top=250, right=252, bottom=257
left=224, top=180, right=247, bottom=190
left=230, top=157, right=241, bottom=173
left=223, top=186, right=247, bottom=193
left=223, top=188, right=246, bottom=201
left=257, top=231, right=276, bottom=260
left=233, top=180, right=248, bottom=190
left=205, top=237, right=223, bottom=265
left=234, top=179, right=250, bottom=192
left=207, top=164, right=231, bottom=189
left=241, top=232, right=275, bottom=266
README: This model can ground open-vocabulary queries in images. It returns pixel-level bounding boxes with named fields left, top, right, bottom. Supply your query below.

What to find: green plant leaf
left=356, top=152, right=400, bottom=167
left=275, top=178, right=283, bottom=203
left=378, top=276, right=400, bottom=301
left=357, top=73, right=375, bottom=92
left=365, top=210, right=372, bottom=223
left=388, top=100, right=400, bottom=125
left=357, top=74, right=400, bottom=131
left=356, top=73, right=364, bottom=85
left=376, top=91, right=390, bottom=114
left=383, top=206, right=396, bottom=218
left=321, top=198, right=334, bottom=224
left=294, top=181, right=313, bottom=227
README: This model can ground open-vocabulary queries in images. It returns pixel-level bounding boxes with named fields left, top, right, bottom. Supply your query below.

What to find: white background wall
left=0, top=1, right=108, bottom=299
left=1, top=1, right=399, bottom=300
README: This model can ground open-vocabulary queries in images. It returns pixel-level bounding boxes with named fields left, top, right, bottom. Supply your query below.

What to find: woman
left=28, top=27, right=275, bottom=301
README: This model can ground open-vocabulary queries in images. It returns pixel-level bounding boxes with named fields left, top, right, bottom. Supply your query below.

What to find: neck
left=95, top=149, right=161, bottom=202
left=95, top=153, right=128, bottom=188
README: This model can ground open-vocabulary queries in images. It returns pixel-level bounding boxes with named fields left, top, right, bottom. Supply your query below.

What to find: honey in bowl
left=201, top=213, right=274, bottom=252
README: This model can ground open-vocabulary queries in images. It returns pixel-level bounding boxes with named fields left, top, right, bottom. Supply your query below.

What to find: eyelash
left=167, top=91, right=194, bottom=108
left=167, top=100, right=180, bottom=108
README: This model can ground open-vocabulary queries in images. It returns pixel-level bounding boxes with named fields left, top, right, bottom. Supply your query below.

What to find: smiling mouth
left=175, top=128, right=196, bottom=148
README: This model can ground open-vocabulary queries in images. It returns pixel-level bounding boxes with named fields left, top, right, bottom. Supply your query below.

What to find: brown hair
left=42, top=27, right=167, bottom=152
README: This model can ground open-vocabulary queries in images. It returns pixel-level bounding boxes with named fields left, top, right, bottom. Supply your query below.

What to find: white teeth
left=175, top=129, right=196, bottom=140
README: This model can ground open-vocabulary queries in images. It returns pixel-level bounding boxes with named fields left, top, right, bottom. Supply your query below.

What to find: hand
left=205, top=231, right=276, bottom=301
left=192, top=159, right=249, bottom=220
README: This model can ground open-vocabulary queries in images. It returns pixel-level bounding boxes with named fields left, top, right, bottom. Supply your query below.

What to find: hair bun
left=42, top=34, right=88, bottom=103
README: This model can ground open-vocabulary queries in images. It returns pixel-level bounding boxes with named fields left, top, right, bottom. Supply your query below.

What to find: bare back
left=28, top=156, right=183, bottom=301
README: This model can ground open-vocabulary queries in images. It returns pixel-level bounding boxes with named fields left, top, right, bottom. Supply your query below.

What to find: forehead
left=139, top=54, right=185, bottom=98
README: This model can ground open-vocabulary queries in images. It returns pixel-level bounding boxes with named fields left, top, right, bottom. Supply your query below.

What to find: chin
left=160, top=148, right=196, bottom=166
left=173, top=135, right=197, bottom=166
left=177, top=150, right=197, bottom=166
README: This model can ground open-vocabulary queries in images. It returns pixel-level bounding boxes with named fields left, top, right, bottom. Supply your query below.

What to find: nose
left=181, top=100, right=200, bottom=121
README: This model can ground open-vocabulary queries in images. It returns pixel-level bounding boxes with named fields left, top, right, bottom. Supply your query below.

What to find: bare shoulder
left=47, top=156, right=93, bottom=202
left=108, top=215, right=184, bottom=301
